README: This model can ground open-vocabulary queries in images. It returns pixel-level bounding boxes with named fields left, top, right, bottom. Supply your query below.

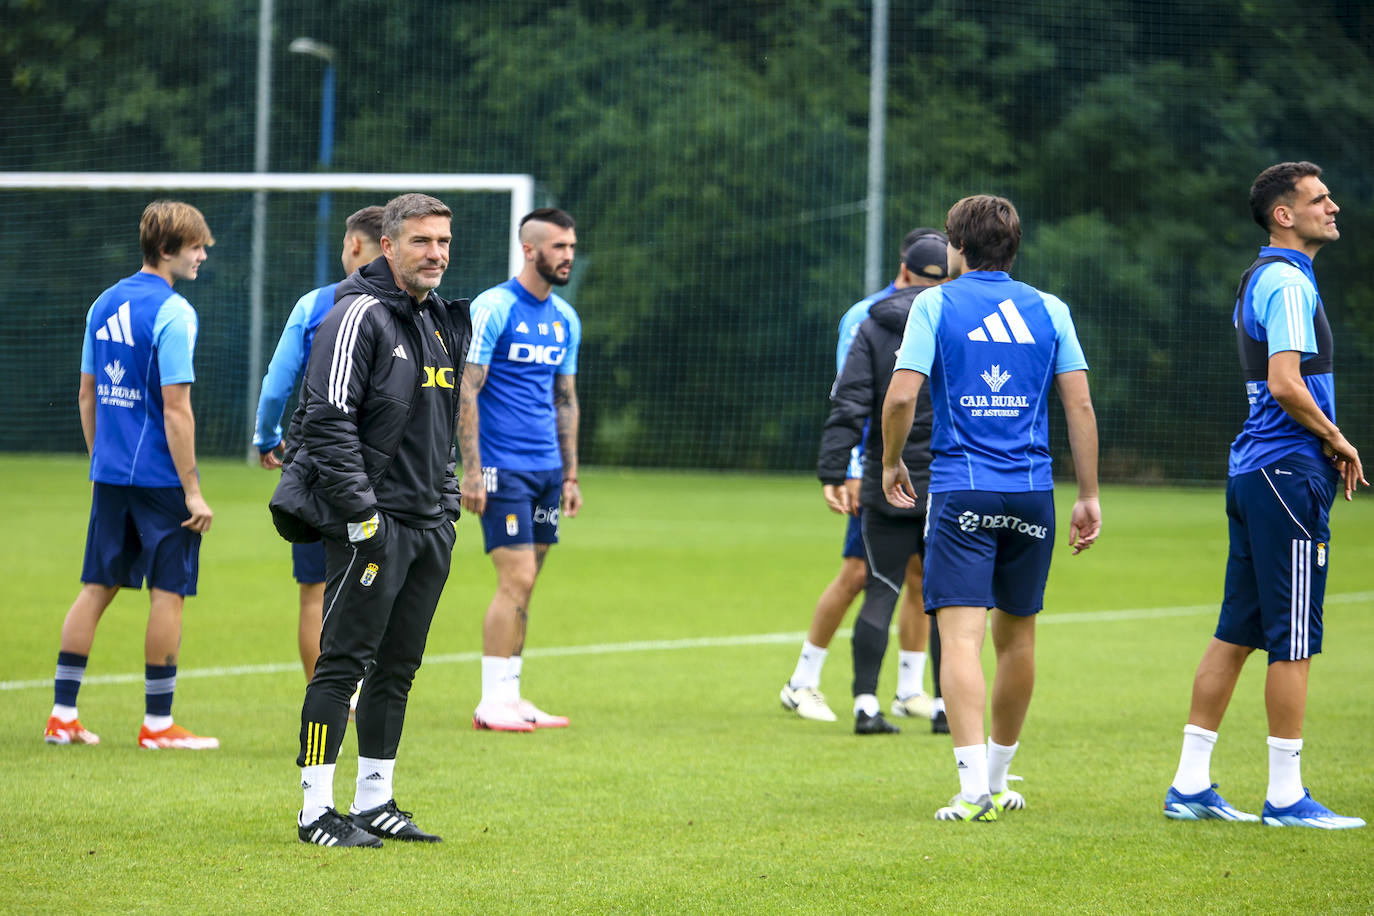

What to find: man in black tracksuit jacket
left=817, top=261, right=943, bottom=735
left=270, top=194, right=471, bottom=848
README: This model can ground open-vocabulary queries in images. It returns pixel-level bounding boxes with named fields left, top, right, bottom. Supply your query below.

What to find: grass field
left=3, top=455, right=1372, bottom=914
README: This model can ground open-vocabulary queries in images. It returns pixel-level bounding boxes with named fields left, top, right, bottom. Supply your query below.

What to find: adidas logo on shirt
left=94, top=302, right=135, bottom=346
left=967, top=298, right=1036, bottom=344
left=393, top=344, right=408, bottom=360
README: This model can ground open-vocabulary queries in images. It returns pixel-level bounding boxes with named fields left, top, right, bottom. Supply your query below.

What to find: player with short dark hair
left=1163, top=162, right=1366, bottom=829
left=271, top=192, right=470, bottom=847
left=46, top=200, right=219, bottom=751
left=882, top=194, right=1101, bottom=822
left=255, top=205, right=384, bottom=682
left=460, top=207, right=582, bottom=732
left=780, top=229, right=948, bottom=731
left=816, top=232, right=950, bottom=735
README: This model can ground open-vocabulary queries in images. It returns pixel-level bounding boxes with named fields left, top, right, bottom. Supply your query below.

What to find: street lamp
left=289, top=37, right=337, bottom=289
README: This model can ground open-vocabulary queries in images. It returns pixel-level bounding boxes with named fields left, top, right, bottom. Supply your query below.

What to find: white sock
left=987, top=739, right=1019, bottom=794
left=352, top=755, right=396, bottom=813
left=789, top=641, right=827, bottom=690
left=507, top=655, right=524, bottom=701
left=1266, top=736, right=1304, bottom=808
left=143, top=714, right=173, bottom=732
left=853, top=693, right=880, bottom=717
left=480, top=656, right=509, bottom=705
left=932, top=696, right=946, bottom=715
left=954, top=744, right=991, bottom=803
left=51, top=703, right=78, bottom=721
left=300, top=763, right=336, bottom=825
left=1171, top=724, right=1218, bottom=795
left=896, top=651, right=927, bottom=699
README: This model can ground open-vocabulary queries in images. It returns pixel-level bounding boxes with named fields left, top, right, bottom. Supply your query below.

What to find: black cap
left=903, top=232, right=949, bottom=280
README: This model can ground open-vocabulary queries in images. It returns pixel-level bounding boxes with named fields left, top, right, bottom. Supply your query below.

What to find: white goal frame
left=1, top=171, right=535, bottom=459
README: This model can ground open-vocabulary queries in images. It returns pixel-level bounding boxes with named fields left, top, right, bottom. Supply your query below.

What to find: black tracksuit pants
left=297, top=518, right=454, bottom=768
left=851, top=509, right=942, bottom=699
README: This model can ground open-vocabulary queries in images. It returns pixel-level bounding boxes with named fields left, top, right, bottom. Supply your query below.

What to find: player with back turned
left=1163, top=162, right=1366, bottom=830
left=882, top=194, right=1101, bottom=822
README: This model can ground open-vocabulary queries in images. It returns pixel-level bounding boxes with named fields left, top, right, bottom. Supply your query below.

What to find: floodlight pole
left=864, top=0, right=888, bottom=293
left=290, top=38, right=338, bottom=290
left=247, top=0, right=274, bottom=464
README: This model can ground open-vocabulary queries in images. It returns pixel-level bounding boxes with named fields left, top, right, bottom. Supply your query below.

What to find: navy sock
left=145, top=663, right=177, bottom=717
left=54, top=651, right=89, bottom=709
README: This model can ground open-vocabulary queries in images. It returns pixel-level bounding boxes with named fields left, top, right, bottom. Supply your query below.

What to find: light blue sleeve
left=555, top=297, right=580, bottom=376
left=1252, top=265, right=1317, bottom=356
left=153, top=295, right=197, bottom=385
left=1043, top=294, right=1089, bottom=373
left=80, top=303, right=97, bottom=374
left=466, top=287, right=515, bottom=366
left=893, top=287, right=943, bottom=374
left=253, top=291, right=315, bottom=450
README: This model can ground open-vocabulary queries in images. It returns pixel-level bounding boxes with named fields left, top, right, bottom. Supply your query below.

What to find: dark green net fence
left=4, top=0, right=1373, bottom=481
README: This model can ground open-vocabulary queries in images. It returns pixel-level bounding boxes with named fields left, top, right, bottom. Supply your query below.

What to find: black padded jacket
left=815, top=285, right=933, bottom=518
left=269, top=256, right=472, bottom=543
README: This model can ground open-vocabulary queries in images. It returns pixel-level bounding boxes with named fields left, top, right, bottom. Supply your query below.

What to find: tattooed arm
left=554, top=373, right=582, bottom=517
left=458, top=362, right=489, bottom=516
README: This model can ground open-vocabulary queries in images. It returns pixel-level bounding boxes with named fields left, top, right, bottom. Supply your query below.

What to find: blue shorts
left=81, top=483, right=201, bottom=595
left=842, top=509, right=865, bottom=559
left=922, top=490, right=1056, bottom=616
left=478, top=467, right=562, bottom=553
left=1218, top=456, right=1335, bottom=663
left=292, top=541, right=326, bottom=584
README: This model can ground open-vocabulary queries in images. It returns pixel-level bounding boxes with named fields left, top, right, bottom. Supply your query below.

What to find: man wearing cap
left=815, top=231, right=949, bottom=734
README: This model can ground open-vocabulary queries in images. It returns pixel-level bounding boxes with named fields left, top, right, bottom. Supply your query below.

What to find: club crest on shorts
left=505, top=514, right=519, bottom=536
left=1316, top=543, right=1327, bottom=568
left=360, top=562, right=380, bottom=586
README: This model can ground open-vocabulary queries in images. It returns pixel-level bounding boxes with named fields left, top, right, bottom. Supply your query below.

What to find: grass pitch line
left=5, top=591, right=1371, bottom=693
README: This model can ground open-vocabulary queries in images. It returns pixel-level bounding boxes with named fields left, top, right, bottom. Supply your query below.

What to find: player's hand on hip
left=459, top=471, right=486, bottom=516
left=1068, top=496, right=1101, bottom=555
left=882, top=462, right=916, bottom=509
left=562, top=478, right=582, bottom=517
left=182, top=493, right=213, bottom=533
left=258, top=445, right=283, bottom=470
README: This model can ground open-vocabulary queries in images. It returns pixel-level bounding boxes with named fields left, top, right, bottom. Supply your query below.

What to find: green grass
left=3, top=455, right=1372, bottom=914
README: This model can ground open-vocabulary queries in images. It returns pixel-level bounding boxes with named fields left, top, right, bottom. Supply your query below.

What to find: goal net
left=0, top=172, right=534, bottom=458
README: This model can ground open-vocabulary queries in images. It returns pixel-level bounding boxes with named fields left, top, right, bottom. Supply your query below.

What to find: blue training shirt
left=254, top=283, right=339, bottom=451
left=894, top=271, right=1087, bottom=492
left=80, top=271, right=198, bottom=488
left=1228, top=247, right=1335, bottom=476
left=834, top=282, right=897, bottom=477
left=466, top=277, right=581, bottom=470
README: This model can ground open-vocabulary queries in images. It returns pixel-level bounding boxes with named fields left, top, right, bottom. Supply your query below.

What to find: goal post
left=1, top=172, right=534, bottom=461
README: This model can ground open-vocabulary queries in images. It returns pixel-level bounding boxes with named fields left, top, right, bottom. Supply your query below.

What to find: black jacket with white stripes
left=816, top=285, right=933, bottom=519
left=270, top=256, right=472, bottom=543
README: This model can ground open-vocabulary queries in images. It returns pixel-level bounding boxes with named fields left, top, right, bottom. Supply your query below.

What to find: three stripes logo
left=94, top=302, right=135, bottom=346
left=967, top=298, right=1036, bottom=344
left=362, top=809, right=411, bottom=835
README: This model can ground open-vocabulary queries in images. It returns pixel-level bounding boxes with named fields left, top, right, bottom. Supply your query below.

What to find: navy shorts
left=81, top=483, right=200, bottom=596
left=841, top=509, right=865, bottom=559
left=922, top=490, right=1056, bottom=616
left=478, top=467, right=562, bottom=553
left=1218, top=457, right=1335, bottom=663
left=292, top=541, right=326, bottom=584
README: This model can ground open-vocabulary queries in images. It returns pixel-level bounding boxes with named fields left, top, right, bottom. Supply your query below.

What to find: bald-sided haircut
left=518, top=207, right=576, bottom=243
left=381, top=193, right=452, bottom=241
left=345, top=205, right=385, bottom=244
